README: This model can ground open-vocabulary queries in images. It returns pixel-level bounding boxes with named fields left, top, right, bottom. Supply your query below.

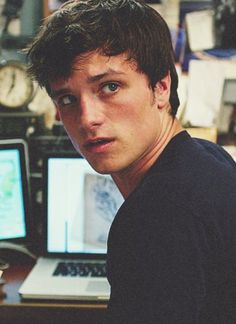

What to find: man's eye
left=102, top=82, right=119, bottom=94
left=58, top=95, right=76, bottom=106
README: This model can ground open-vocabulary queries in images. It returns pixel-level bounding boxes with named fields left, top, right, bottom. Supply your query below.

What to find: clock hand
left=7, top=71, right=16, bottom=95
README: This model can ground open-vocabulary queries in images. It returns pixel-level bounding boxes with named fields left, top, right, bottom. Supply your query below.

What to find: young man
left=27, top=0, right=236, bottom=323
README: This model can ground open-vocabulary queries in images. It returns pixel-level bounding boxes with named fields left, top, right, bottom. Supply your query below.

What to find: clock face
left=0, top=61, right=34, bottom=109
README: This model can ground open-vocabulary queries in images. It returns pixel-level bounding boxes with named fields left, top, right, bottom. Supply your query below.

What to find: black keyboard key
left=52, top=261, right=106, bottom=277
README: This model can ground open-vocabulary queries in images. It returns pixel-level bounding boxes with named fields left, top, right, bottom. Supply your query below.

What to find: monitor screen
left=0, top=139, right=30, bottom=243
left=43, top=155, right=124, bottom=255
left=223, top=79, right=236, bottom=105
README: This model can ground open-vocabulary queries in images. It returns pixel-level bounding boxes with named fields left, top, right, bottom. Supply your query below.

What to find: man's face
left=50, top=51, right=169, bottom=176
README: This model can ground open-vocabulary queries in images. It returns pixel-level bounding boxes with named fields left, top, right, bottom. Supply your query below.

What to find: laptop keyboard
left=53, top=261, right=107, bottom=277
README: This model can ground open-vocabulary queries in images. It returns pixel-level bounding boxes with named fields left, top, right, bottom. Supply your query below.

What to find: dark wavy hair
left=26, top=0, right=180, bottom=116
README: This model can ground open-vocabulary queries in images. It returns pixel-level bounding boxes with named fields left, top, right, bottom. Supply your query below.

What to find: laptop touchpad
left=86, top=281, right=110, bottom=292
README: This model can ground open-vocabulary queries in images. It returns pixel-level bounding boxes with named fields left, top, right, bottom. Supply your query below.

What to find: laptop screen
left=44, top=155, right=124, bottom=255
left=0, top=139, right=30, bottom=243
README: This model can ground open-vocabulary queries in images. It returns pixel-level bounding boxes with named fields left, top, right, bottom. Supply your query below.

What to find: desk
left=0, top=264, right=107, bottom=324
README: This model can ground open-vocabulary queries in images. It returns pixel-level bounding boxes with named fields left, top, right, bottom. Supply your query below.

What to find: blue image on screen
left=0, top=149, right=26, bottom=240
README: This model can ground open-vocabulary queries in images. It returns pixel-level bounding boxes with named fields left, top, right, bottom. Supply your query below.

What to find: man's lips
left=84, top=137, right=114, bottom=151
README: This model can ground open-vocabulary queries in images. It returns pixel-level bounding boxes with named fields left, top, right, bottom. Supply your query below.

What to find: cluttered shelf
left=43, top=0, right=68, bottom=18
left=0, top=264, right=107, bottom=324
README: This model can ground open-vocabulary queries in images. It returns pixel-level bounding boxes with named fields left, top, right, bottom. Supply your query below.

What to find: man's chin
left=85, top=159, right=117, bottom=175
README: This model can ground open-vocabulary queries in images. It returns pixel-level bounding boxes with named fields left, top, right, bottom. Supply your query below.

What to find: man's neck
left=111, top=117, right=183, bottom=198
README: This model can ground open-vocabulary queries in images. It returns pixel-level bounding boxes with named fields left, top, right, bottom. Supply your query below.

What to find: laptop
left=19, top=153, right=124, bottom=301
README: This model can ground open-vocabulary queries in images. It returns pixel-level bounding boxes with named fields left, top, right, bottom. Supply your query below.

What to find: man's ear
left=154, top=72, right=171, bottom=109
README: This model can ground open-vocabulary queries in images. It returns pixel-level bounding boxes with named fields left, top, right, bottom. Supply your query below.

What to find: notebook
left=19, top=153, right=124, bottom=301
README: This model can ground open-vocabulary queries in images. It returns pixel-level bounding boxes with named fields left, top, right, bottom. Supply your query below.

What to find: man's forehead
left=49, top=51, right=139, bottom=93
left=71, top=51, right=138, bottom=76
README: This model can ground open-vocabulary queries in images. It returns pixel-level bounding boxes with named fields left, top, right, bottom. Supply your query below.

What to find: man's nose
left=79, top=95, right=105, bottom=129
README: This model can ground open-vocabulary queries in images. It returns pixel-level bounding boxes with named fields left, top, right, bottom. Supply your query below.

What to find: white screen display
left=0, top=149, right=26, bottom=240
left=47, top=157, right=124, bottom=254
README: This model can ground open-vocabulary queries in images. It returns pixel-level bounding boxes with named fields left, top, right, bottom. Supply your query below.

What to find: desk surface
left=0, top=264, right=107, bottom=324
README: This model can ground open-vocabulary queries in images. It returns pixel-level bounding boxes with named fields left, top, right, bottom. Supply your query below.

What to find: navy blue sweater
left=106, top=131, right=236, bottom=324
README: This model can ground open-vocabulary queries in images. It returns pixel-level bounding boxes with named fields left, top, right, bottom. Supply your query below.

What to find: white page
left=183, top=60, right=225, bottom=127
left=185, top=10, right=216, bottom=51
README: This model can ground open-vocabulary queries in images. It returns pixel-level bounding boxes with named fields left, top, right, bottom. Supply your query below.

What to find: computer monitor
left=42, top=153, right=124, bottom=256
left=0, top=139, right=30, bottom=244
left=223, top=79, right=236, bottom=105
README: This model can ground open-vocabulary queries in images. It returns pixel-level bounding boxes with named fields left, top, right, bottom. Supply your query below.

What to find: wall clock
left=0, top=60, right=34, bottom=109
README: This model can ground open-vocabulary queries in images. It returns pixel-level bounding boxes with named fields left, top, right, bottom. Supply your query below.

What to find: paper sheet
left=185, top=10, right=216, bottom=51
left=182, top=60, right=226, bottom=127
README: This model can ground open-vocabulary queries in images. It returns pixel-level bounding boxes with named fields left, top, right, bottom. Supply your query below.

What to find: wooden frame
left=43, top=0, right=50, bottom=18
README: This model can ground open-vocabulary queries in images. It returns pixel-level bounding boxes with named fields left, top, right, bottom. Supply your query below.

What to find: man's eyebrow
left=50, top=69, right=126, bottom=99
left=50, top=88, right=70, bottom=100
left=87, top=69, right=126, bottom=83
